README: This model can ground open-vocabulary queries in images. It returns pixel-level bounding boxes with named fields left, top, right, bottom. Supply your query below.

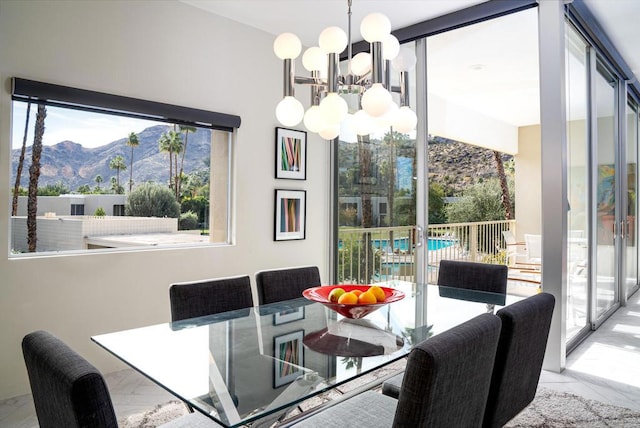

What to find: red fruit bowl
left=302, top=285, right=405, bottom=319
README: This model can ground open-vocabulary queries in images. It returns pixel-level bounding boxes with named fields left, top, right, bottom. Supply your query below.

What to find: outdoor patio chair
left=502, top=230, right=528, bottom=266
left=291, top=313, right=502, bottom=428
left=482, top=292, right=555, bottom=428
left=524, top=233, right=542, bottom=264
left=255, top=266, right=321, bottom=305
left=22, top=330, right=218, bottom=428
left=169, top=275, right=253, bottom=322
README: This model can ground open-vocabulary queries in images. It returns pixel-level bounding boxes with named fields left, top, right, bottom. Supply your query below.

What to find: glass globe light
left=275, top=96, right=304, bottom=126
left=382, top=34, right=400, bottom=60
left=353, top=109, right=375, bottom=136
left=303, top=105, right=325, bottom=133
left=340, top=114, right=358, bottom=143
left=319, top=124, right=340, bottom=140
left=302, top=47, right=327, bottom=72
left=377, top=102, right=399, bottom=129
left=273, top=33, right=302, bottom=60
left=350, top=52, right=371, bottom=76
left=319, top=26, right=348, bottom=54
left=360, top=13, right=391, bottom=43
left=394, top=106, right=418, bottom=133
left=392, top=47, right=417, bottom=72
left=319, top=93, right=348, bottom=124
left=361, top=83, right=392, bottom=117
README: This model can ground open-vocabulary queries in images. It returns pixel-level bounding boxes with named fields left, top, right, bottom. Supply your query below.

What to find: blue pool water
left=338, top=238, right=454, bottom=252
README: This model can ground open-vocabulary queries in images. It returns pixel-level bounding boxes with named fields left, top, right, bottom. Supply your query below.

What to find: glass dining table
left=91, top=281, right=515, bottom=427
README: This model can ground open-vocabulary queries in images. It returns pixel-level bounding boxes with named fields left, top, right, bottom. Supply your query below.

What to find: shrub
left=94, top=207, right=106, bottom=217
left=179, top=210, right=199, bottom=230
left=126, top=182, right=180, bottom=218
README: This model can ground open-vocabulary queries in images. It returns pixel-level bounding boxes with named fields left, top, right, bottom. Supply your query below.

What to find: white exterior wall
left=0, top=0, right=328, bottom=399
left=15, top=194, right=127, bottom=216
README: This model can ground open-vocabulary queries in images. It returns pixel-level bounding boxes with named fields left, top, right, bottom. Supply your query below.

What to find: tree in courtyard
left=12, top=102, right=31, bottom=216
left=125, top=131, right=139, bottom=192
left=428, top=182, right=447, bottom=224
left=109, top=155, right=127, bottom=194
left=493, top=150, right=513, bottom=220
left=27, top=104, right=46, bottom=252
left=126, top=182, right=180, bottom=218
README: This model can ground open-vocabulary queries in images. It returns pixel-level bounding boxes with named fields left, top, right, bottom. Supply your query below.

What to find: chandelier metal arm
left=272, top=1, right=418, bottom=137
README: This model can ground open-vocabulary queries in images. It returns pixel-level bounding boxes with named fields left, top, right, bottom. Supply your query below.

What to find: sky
left=11, top=101, right=163, bottom=149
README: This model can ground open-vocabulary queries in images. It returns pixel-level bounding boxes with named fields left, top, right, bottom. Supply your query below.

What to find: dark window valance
left=11, top=77, right=241, bottom=131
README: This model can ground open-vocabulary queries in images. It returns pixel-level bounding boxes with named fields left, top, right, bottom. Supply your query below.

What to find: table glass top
left=92, top=281, right=514, bottom=427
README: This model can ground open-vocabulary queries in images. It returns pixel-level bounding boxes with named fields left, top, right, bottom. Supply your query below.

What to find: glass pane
left=566, top=24, right=590, bottom=340
left=625, top=101, right=638, bottom=296
left=594, top=62, right=618, bottom=318
left=336, top=42, right=418, bottom=284
left=10, top=101, right=230, bottom=255
left=425, top=8, right=540, bottom=290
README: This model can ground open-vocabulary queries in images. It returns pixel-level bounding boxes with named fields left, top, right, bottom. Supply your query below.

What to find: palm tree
left=177, top=125, right=196, bottom=197
left=493, top=150, right=513, bottom=220
left=109, top=155, right=127, bottom=194
left=12, top=102, right=31, bottom=216
left=125, top=131, right=139, bottom=192
left=27, top=104, right=46, bottom=252
left=158, top=129, right=183, bottom=197
left=94, top=174, right=103, bottom=193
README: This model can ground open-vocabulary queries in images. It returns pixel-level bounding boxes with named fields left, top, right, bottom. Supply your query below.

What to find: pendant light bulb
left=276, top=96, right=304, bottom=126
left=361, top=83, right=392, bottom=117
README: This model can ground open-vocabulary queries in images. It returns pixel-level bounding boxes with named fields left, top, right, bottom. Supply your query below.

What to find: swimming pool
left=338, top=237, right=455, bottom=252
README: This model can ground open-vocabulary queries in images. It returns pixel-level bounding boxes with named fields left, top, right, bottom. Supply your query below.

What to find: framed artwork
left=273, top=330, right=304, bottom=387
left=273, top=306, right=305, bottom=325
left=274, top=189, right=306, bottom=241
left=275, top=127, right=307, bottom=180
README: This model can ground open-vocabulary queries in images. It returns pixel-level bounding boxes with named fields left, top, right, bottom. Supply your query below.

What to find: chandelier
left=273, top=0, right=417, bottom=140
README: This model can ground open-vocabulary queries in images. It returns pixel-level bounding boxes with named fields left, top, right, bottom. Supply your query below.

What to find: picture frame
left=273, top=330, right=305, bottom=388
left=275, top=127, right=307, bottom=180
left=274, top=189, right=306, bottom=241
left=273, top=306, right=305, bottom=325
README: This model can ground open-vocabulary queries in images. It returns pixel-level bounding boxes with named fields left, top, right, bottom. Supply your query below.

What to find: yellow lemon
left=358, top=290, right=377, bottom=305
left=338, top=291, right=358, bottom=304
left=368, top=285, right=386, bottom=302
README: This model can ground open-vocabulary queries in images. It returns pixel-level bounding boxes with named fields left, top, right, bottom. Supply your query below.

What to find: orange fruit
left=358, top=290, right=377, bottom=304
left=351, top=289, right=363, bottom=297
left=368, top=285, right=386, bottom=302
left=338, top=292, right=358, bottom=304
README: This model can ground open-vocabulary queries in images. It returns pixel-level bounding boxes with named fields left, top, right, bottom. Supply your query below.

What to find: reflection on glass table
left=91, top=282, right=515, bottom=427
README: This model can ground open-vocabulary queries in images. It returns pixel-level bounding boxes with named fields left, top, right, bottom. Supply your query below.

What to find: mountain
left=10, top=125, right=211, bottom=190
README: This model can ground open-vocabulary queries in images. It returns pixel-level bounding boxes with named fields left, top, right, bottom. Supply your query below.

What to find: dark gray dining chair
left=255, top=266, right=321, bottom=305
left=291, top=313, right=502, bottom=428
left=22, top=330, right=217, bottom=428
left=437, top=259, right=508, bottom=310
left=169, top=275, right=253, bottom=322
left=482, top=292, right=555, bottom=428
left=382, top=260, right=508, bottom=400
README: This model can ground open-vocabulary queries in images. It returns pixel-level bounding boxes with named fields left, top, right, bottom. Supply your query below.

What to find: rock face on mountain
left=428, top=138, right=512, bottom=194
left=10, top=125, right=211, bottom=190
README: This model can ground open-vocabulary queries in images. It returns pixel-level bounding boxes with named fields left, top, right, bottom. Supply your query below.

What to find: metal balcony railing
left=337, top=220, right=517, bottom=284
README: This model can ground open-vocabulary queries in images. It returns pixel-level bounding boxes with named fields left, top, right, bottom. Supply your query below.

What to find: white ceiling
left=180, top=0, right=640, bottom=131
left=180, top=0, right=640, bottom=77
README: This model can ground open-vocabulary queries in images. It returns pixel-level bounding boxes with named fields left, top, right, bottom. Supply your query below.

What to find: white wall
left=515, top=124, right=542, bottom=239
left=0, top=0, right=329, bottom=399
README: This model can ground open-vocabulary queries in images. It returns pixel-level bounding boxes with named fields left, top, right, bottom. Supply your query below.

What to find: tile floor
left=2, top=290, right=639, bottom=427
